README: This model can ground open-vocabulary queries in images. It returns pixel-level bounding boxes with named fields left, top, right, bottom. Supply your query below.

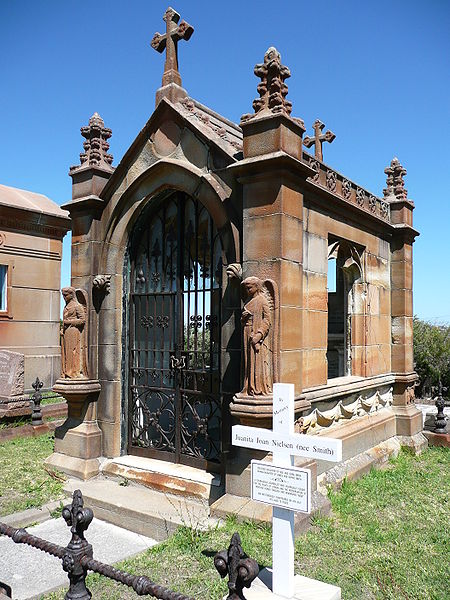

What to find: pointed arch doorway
left=128, top=191, right=223, bottom=471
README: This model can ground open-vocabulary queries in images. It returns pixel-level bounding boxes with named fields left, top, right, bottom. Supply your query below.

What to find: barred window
left=0, top=265, right=7, bottom=311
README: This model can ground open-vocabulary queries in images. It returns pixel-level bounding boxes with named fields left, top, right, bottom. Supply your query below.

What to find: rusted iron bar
left=82, top=556, right=195, bottom=599
left=0, top=490, right=196, bottom=600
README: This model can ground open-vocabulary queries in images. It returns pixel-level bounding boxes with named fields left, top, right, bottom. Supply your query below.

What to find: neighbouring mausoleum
left=0, top=184, right=70, bottom=416
left=46, top=7, right=425, bottom=529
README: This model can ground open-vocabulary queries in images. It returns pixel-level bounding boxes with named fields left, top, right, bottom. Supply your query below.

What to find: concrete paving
left=0, top=516, right=157, bottom=600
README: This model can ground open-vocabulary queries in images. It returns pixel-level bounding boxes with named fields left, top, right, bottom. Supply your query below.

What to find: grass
left=41, top=392, right=65, bottom=406
left=42, top=447, right=449, bottom=600
left=0, top=433, right=66, bottom=517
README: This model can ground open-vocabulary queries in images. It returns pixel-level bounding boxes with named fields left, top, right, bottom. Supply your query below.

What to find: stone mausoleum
left=47, top=8, right=425, bottom=531
left=0, top=184, right=70, bottom=415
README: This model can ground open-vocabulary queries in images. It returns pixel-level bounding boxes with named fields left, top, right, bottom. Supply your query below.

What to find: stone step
left=64, top=478, right=218, bottom=541
left=101, top=455, right=223, bottom=502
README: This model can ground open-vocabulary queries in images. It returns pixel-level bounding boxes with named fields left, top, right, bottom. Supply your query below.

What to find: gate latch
left=170, top=355, right=186, bottom=371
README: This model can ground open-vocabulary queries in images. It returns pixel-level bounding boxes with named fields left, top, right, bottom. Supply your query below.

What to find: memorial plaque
left=251, top=460, right=311, bottom=513
left=232, top=424, right=343, bottom=462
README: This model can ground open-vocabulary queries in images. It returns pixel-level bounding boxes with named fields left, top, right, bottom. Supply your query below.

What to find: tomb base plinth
left=0, top=397, right=31, bottom=418
left=230, top=394, right=310, bottom=428
left=225, top=567, right=341, bottom=600
left=45, top=378, right=102, bottom=480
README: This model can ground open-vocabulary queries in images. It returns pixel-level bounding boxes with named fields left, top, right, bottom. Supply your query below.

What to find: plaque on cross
left=151, top=6, right=194, bottom=88
left=304, top=119, right=336, bottom=162
left=232, top=383, right=342, bottom=599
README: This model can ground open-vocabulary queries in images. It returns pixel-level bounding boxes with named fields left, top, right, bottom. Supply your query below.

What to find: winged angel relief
left=61, top=287, right=89, bottom=379
left=237, top=276, right=279, bottom=397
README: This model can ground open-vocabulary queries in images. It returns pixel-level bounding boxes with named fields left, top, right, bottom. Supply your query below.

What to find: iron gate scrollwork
left=129, top=193, right=223, bottom=469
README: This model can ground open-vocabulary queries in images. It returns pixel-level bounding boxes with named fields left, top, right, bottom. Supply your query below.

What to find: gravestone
left=0, top=350, right=31, bottom=417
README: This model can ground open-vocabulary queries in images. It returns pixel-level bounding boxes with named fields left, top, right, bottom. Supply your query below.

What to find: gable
left=101, top=98, right=242, bottom=204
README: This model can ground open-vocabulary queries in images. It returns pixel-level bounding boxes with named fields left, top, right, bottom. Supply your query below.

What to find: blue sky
left=1, top=1, right=449, bottom=321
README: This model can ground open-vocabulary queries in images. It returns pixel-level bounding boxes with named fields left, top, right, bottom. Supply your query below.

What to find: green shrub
left=413, top=317, right=450, bottom=397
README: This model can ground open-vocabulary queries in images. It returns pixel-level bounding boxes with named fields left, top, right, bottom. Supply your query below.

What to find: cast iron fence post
left=31, top=377, right=44, bottom=426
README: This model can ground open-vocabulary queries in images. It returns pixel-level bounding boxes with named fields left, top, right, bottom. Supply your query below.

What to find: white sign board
left=251, top=460, right=311, bottom=513
left=232, top=424, right=342, bottom=462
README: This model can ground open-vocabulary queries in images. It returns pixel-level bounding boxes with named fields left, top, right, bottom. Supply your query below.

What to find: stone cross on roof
left=304, top=119, right=336, bottom=162
left=151, top=6, right=194, bottom=88
left=383, top=157, right=408, bottom=200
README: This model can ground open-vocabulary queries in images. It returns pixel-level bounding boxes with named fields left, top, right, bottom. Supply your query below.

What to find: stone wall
left=0, top=228, right=64, bottom=391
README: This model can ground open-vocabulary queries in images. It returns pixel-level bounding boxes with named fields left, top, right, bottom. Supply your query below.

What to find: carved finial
left=62, top=490, right=93, bottom=549
left=241, top=47, right=294, bottom=123
left=151, top=6, right=194, bottom=88
left=383, top=157, right=407, bottom=200
left=214, top=532, right=259, bottom=600
left=31, top=376, right=44, bottom=426
left=70, top=113, right=113, bottom=173
left=304, top=119, right=336, bottom=161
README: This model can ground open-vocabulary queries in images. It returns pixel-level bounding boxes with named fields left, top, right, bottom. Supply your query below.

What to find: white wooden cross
left=232, top=383, right=343, bottom=598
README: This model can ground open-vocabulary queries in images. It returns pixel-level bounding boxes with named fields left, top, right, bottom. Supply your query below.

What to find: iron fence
left=0, top=490, right=195, bottom=600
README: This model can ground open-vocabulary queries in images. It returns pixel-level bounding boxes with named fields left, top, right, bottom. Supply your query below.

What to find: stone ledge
left=317, top=436, right=401, bottom=494
left=0, top=499, right=65, bottom=529
left=423, top=430, right=450, bottom=448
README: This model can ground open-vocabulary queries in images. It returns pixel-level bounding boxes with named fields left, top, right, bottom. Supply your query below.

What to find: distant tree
left=413, top=317, right=450, bottom=398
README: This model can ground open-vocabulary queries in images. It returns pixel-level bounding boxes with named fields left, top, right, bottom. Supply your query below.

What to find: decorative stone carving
left=295, top=387, right=393, bottom=434
left=226, top=263, right=243, bottom=281
left=241, top=47, right=292, bottom=123
left=237, top=277, right=278, bottom=397
left=92, top=275, right=111, bottom=294
left=180, top=98, right=242, bottom=151
left=342, top=178, right=352, bottom=200
left=151, top=7, right=194, bottom=88
left=328, top=240, right=363, bottom=282
left=61, top=287, right=89, bottom=379
left=356, top=187, right=366, bottom=207
left=309, top=159, right=320, bottom=183
left=383, top=157, right=408, bottom=200
left=380, top=200, right=390, bottom=220
left=304, top=119, right=336, bottom=161
left=70, top=113, right=113, bottom=173
left=326, top=169, right=337, bottom=192
left=368, top=195, right=377, bottom=212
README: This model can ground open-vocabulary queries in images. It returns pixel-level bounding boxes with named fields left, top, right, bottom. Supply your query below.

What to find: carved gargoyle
left=214, top=532, right=259, bottom=600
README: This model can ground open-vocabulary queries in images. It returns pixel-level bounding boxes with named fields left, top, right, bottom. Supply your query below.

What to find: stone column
left=229, top=48, right=313, bottom=428
left=45, top=113, right=114, bottom=479
left=386, top=158, right=426, bottom=452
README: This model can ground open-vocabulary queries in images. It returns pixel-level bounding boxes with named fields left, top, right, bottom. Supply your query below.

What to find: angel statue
left=61, top=287, right=89, bottom=379
left=237, top=276, right=278, bottom=397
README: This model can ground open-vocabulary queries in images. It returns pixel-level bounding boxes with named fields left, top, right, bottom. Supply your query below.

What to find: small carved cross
left=151, top=7, right=194, bottom=88
left=304, top=119, right=336, bottom=161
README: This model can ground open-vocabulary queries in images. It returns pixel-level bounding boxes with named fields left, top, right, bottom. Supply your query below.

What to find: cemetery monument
left=46, top=7, right=426, bottom=539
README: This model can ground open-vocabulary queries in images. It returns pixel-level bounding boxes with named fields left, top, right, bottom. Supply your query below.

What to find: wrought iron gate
left=128, top=193, right=223, bottom=470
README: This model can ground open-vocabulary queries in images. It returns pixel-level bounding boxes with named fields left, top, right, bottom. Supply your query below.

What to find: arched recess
left=97, top=159, right=240, bottom=469
left=327, top=239, right=364, bottom=378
